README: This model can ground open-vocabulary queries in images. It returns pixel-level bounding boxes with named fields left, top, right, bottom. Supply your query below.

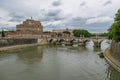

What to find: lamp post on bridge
left=82, top=35, right=84, bottom=39
left=96, top=33, right=99, bottom=39
left=79, top=34, right=82, bottom=42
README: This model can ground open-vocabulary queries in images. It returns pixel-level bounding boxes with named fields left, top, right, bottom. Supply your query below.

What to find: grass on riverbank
left=98, top=52, right=104, bottom=58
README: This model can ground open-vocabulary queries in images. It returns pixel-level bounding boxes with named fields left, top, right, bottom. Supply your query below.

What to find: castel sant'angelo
left=6, top=18, right=43, bottom=38
left=6, top=18, right=73, bottom=38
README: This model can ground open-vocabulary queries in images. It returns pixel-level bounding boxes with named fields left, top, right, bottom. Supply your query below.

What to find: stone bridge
left=47, top=37, right=107, bottom=48
left=0, top=37, right=107, bottom=48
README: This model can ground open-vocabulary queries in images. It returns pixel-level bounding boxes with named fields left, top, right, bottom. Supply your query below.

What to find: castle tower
left=16, top=19, right=43, bottom=33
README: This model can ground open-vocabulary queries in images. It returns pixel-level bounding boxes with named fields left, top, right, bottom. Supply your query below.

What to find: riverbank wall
left=104, top=40, right=120, bottom=72
left=0, top=38, right=48, bottom=52
left=0, top=38, right=37, bottom=47
left=110, top=41, right=120, bottom=59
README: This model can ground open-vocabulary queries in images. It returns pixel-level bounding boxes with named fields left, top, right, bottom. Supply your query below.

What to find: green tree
left=62, top=31, right=70, bottom=34
left=73, top=29, right=91, bottom=37
left=108, top=9, right=120, bottom=42
left=1, top=29, right=5, bottom=37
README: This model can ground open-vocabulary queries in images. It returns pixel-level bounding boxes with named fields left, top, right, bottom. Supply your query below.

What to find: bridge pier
left=78, top=41, right=85, bottom=46
left=93, top=39, right=103, bottom=48
left=93, top=41, right=101, bottom=48
left=78, top=43, right=85, bottom=46
left=77, top=39, right=90, bottom=47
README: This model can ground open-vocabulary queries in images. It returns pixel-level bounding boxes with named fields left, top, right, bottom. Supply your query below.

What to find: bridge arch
left=92, top=39, right=105, bottom=48
left=59, top=39, right=65, bottom=42
left=48, top=39, right=53, bottom=43
left=83, top=39, right=91, bottom=45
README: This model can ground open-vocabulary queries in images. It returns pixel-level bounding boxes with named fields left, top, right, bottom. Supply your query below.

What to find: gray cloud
left=1, top=27, right=16, bottom=31
left=52, top=0, right=61, bottom=6
left=44, top=17, right=111, bottom=32
left=0, top=0, right=119, bottom=33
left=45, top=9, right=61, bottom=16
left=102, top=0, right=112, bottom=6
left=40, top=16, right=63, bottom=22
left=39, top=9, right=64, bottom=22
left=0, top=0, right=26, bottom=12
left=61, top=17, right=112, bottom=32
left=80, top=2, right=86, bottom=6
left=64, top=17, right=87, bottom=28
left=9, top=13, right=26, bottom=22
left=86, top=23, right=111, bottom=32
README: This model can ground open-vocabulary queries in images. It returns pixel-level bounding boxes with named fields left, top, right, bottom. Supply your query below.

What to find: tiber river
left=0, top=40, right=120, bottom=80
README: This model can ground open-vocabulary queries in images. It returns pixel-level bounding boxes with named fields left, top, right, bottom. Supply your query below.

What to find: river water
left=0, top=40, right=120, bottom=80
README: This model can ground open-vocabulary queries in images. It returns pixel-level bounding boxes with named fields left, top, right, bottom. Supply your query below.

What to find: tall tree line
left=108, top=9, right=120, bottom=42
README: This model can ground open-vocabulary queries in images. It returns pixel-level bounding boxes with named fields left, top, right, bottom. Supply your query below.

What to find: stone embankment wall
left=37, top=39, right=48, bottom=45
left=111, top=41, right=120, bottom=59
left=0, top=38, right=37, bottom=47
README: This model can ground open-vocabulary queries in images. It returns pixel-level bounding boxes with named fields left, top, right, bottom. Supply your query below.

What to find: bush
left=73, top=29, right=91, bottom=37
left=98, top=52, right=104, bottom=58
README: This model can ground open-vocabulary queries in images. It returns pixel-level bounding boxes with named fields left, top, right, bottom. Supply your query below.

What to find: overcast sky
left=0, top=0, right=120, bottom=32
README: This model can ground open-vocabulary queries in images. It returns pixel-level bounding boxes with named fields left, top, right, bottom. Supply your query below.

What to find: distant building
left=52, top=28, right=73, bottom=34
left=6, top=19, right=51, bottom=38
left=52, top=28, right=74, bottom=38
left=16, top=19, right=43, bottom=33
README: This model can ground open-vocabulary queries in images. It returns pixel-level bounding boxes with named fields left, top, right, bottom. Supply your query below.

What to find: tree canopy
left=62, top=31, right=70, bottom=34
left=73, top=29, right=91, bottom=37
left=108, top=9, right=120, bottom=42
left=1, top=29, right=5, bottom=37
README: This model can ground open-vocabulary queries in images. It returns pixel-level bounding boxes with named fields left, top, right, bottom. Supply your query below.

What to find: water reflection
left=17, top=46, right=44, bottom=64
left=107, top=66, right=120, bottom=80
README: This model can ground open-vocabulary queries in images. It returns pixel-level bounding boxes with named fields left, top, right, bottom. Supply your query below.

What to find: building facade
left=52, top=28, right=74, bottom=38
left=16, top=19, right=43, bottom=33
left=52, top=28, right=73, bottom=34
left=6, top=19, right=47, bottom=38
